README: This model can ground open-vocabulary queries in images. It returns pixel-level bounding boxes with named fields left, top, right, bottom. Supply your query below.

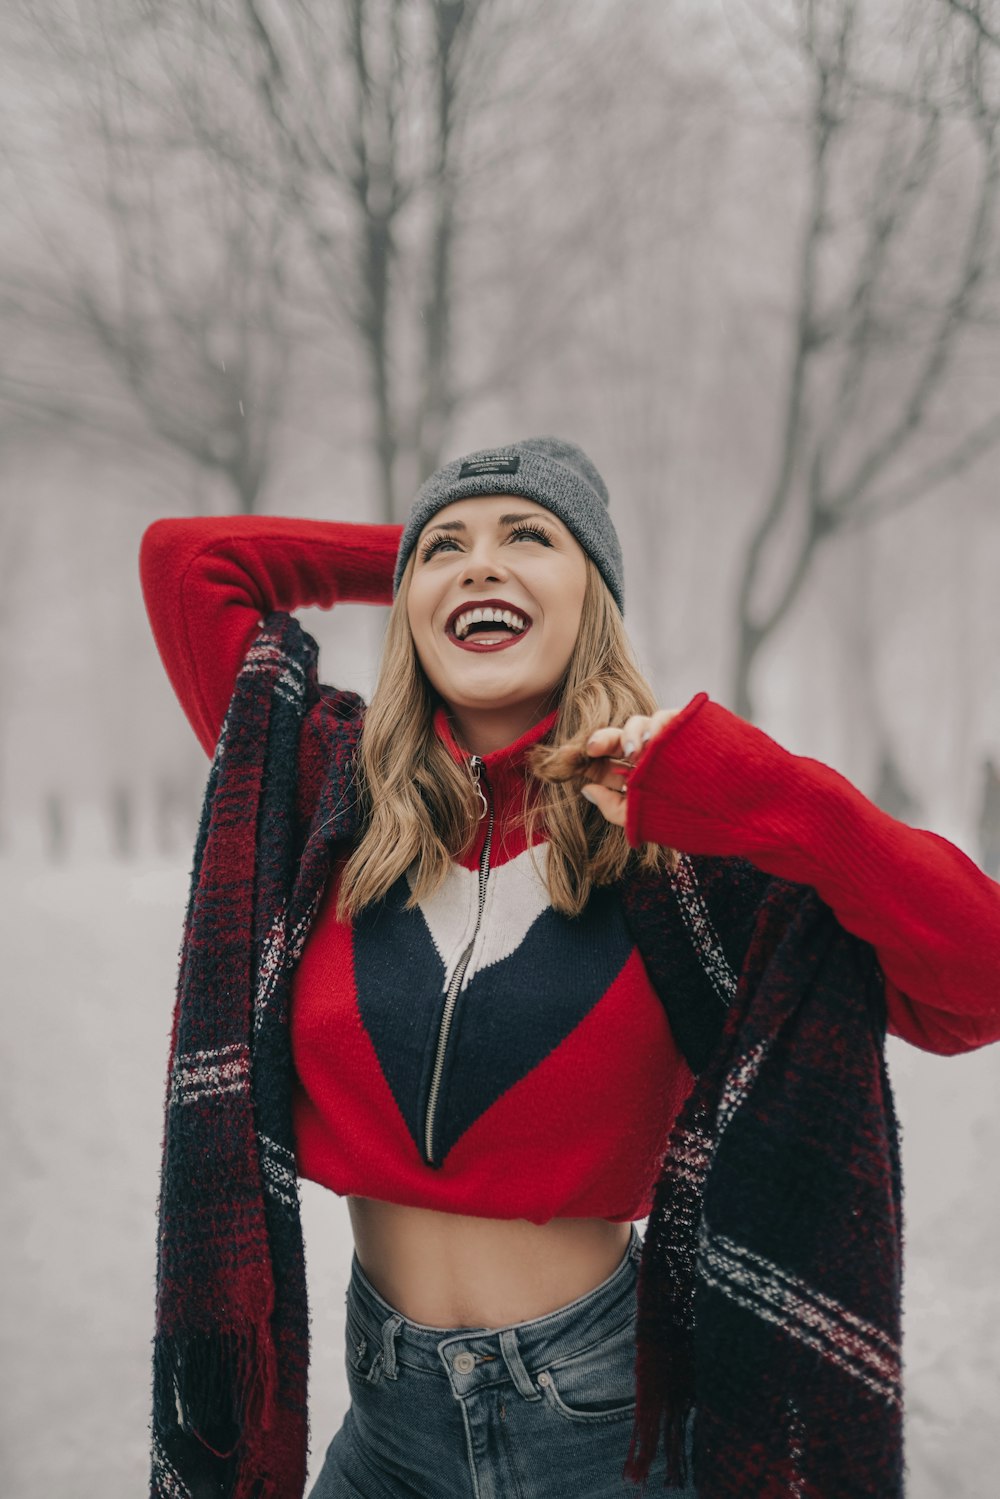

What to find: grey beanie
left=392, top=436, right=624, bottom=614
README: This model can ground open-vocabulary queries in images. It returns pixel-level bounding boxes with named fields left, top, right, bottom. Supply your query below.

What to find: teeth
left=453, top=606, right=528, bottom=640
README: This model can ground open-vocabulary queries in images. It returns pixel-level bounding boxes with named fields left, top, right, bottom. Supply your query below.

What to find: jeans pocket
left=536, top=1315, right=637, bottom=1424
left=345, top=1300, right=384, bottom=1384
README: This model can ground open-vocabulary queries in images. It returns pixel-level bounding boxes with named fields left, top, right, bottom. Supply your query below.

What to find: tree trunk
left=415, top=0, right=465, bottom=483
left=731, top=618, right=765, bottom=723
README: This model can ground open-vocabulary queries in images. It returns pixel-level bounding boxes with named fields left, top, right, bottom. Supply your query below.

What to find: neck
left=442, top=697, right=559, bottom=757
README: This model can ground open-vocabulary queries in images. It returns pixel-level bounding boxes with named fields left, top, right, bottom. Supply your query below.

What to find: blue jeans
left=307, top=1223, right=697, bottom=1498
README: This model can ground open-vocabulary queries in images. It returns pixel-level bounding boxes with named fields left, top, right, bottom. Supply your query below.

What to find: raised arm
left=624, top=693, right=1000, bottom=1056
left=139, top=515, right=403, bottom=755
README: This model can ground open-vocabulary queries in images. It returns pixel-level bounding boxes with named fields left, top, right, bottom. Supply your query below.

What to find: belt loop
left=498, top=1327, right=541, bottom=1400
left=379, top=1313, right=405, bottom=1380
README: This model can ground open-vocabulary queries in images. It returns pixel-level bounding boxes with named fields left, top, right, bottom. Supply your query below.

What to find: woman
left=141, top=437, right=1000, bottom=1499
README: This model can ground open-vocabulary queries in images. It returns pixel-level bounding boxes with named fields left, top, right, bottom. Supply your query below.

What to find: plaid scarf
left=150, top=613, right=356, bottom=1499
left=149, top=614, right=903, bottom=1499
left=620, top=864, right=904, bottom=1495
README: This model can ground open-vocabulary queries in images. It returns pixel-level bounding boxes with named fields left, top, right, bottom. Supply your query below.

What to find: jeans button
left=453, top=1351, right=476, bottom=1374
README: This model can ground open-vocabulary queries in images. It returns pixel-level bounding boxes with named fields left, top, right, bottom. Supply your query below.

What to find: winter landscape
left=2, top=1, right=999, bottom=1495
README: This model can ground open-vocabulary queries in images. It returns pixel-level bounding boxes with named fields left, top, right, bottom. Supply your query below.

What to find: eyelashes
left=419, top=521, right=554, bottom=562
left=507, top=521, right=554, bottom=547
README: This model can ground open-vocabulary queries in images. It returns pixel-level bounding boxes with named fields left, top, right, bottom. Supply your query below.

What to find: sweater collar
left=432, top=702, right=559, bottom=808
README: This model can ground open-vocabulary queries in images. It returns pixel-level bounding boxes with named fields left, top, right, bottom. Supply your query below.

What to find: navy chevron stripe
left=352, top=873, right=635, bottom=1164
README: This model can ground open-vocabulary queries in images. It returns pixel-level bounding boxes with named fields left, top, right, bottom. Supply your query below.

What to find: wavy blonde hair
left=334, top=549, right=679, bottom=922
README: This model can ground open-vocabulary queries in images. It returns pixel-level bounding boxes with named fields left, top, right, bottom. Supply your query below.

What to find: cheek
left=405, top=586, right=434, bottom=645
left=542, top=612, right=580, bottom=675
left=559, top=620, right=581, bottom=667
left=548, top=573, right=585, bottom=643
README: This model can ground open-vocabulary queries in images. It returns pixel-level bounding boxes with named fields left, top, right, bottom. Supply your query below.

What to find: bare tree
left=732, top=0, right=1000, bottom=718
left=163, top=0, right=630, bottom=518
left=159, top=0, right=501, bottom=518
left=2, top=0, right=298, bottom=513
left=2, top=0, right=699, bottom=532
left=941, top=0, right=1000, bottom=51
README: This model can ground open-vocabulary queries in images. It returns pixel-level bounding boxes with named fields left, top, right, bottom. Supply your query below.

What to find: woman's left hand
left=580, top=709, right=682, bottom=826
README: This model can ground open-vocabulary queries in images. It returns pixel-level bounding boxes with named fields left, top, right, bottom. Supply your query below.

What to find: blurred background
left=1, top=0, right=998, bottom=1494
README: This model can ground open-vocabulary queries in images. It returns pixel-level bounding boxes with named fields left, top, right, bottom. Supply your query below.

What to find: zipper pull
left=469, top=755, right=489, bottom=820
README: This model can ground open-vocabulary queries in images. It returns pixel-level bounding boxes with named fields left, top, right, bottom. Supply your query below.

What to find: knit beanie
left=392, top=436, right=625, bottom=614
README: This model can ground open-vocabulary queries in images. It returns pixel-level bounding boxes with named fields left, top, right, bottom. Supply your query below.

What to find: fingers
left=579, top=778, right=627, bottom=826
left=621, top=714, right=653, bottom=758
left=584, top=725, right=626, bottom=757
left=584, top=709, right=681, bottom=762
left=581, top=708, right=682, bottom=827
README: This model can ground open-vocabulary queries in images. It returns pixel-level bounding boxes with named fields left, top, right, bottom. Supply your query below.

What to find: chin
left=444, top=680, right=538, bottom=707
left=447, top=686, right=532, bottom=707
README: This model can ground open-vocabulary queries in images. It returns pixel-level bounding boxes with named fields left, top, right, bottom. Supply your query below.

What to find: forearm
left=625, top=695, right=1000, bottom=1053
left=139, top=515, right=403, bottom=755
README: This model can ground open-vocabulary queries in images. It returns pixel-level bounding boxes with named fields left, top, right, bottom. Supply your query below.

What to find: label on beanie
left=458, top=454, right=521, bottom=477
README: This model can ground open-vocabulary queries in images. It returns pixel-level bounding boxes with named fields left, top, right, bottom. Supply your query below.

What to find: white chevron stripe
left=405, top=841, right=552, bottom=991
left=467, top=842, right=552, bottom=979
left=404, top=858, right=480, bottom=985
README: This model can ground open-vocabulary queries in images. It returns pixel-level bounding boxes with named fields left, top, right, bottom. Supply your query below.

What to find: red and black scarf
left=149, top=613, right=903, bottom=1498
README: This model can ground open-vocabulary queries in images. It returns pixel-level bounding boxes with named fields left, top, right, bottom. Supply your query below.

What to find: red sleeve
left=624, top=693, right=1000, bottom=1056
left=139, top=515, right=403, bottom=756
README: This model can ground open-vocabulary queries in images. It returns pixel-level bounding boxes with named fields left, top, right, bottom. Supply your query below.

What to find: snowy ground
left=1, top=857, right=998, bottom=1499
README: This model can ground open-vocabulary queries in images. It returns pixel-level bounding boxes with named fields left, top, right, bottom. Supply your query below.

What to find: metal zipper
left=423, top=754, right=493, bottom=1166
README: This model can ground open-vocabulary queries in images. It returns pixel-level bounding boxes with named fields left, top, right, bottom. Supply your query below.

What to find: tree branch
left=842, top=408, right=1000, bottom=529
left=941, top=0, right=1000, bottom=51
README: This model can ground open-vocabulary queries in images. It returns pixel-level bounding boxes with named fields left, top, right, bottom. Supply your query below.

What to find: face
left=405, top=494, right=588, bottom=741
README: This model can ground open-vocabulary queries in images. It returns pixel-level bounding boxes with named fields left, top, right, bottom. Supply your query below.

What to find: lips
left=444, top=598, right=533, bottom=636
left=448, top=627, right=530, bottom=654
left=444, top=598, right=534, bottom=653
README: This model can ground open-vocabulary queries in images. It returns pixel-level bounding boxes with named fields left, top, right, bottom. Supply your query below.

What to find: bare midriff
left=346, top=1197, right=634, bottom=1330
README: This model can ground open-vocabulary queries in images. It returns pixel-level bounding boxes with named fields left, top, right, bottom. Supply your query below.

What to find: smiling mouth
left=446, top=602, right=536, bottom=650
left=447, top=625, right=532, bottom=653
left=446, top=619, right=533, bottom=653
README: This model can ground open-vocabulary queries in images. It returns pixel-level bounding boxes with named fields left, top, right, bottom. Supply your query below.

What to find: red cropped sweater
left=140, top=516, right=1000, bottom=1223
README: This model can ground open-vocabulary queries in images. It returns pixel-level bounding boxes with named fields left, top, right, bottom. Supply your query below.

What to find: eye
left=419, top=532, right=458, bottom=562
left=507, top=521, right=553, bottom=546
left=418, top=519, right=554, bottom=563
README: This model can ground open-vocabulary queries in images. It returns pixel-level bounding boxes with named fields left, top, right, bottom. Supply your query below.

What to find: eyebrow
left=427, top=511, right=557, bottom=533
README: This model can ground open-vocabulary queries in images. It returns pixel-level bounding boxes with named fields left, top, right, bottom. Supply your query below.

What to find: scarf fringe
left=623, top=1340, right=694, bottom=1490
left=153, top=1318, right=278, bottom=1461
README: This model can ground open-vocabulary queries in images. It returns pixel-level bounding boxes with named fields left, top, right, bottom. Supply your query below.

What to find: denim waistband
left=345, top=1222, right=643, bottom=1394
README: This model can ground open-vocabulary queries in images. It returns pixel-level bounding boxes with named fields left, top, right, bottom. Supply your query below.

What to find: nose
left=461, top=538, right=510, bottom=585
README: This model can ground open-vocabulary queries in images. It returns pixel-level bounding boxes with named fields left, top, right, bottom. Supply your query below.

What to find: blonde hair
left=334, top=550, right=679, bottom=922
